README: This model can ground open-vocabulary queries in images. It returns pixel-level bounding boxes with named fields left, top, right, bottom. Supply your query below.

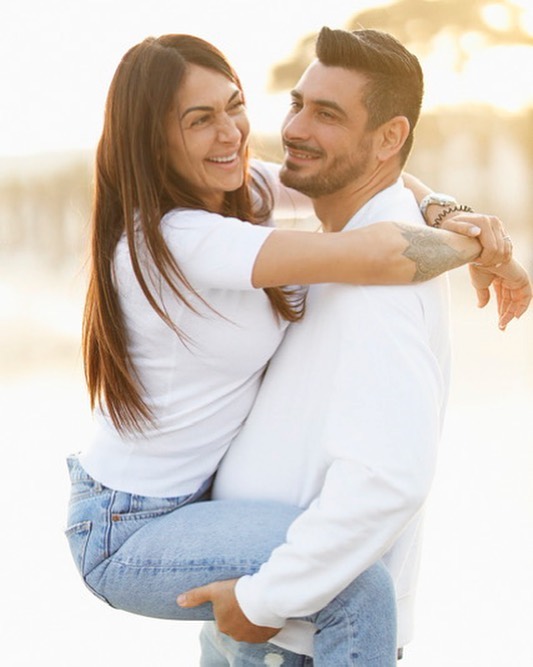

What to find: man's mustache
left=283, top=141, right=324, bottom=158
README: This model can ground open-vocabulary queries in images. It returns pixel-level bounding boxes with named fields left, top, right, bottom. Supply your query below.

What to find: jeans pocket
left=65, top=520, right=92, bottom=576
left=108, top=500, right=186, bottom=554
left=106, top=480, right=212, bottom=558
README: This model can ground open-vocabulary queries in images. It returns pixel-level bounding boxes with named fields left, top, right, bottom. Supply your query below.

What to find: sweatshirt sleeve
left=234, top=286, right=445, bottom=627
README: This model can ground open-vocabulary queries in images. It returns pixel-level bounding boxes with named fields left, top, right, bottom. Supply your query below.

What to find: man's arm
left=180, top=283, right=447, bottom=634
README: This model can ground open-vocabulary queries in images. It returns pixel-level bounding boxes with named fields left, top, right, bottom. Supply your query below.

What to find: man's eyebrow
left=289, top=89, right=347, bottom=117
left=180, top=90, right=241, bottom=120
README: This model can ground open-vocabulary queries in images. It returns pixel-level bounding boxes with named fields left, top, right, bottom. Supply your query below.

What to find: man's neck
left=314, top=163, right=401, bottom=232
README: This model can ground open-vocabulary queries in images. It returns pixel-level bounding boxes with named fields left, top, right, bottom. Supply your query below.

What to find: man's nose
left=282, top=109, right=310, bottom=142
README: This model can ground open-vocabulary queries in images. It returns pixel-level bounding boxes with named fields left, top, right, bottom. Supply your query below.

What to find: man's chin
left=279, top=166, right=307, bottom=192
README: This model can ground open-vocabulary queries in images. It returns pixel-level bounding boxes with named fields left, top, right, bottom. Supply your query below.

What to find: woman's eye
left=190, top=115, right=210, bottom=127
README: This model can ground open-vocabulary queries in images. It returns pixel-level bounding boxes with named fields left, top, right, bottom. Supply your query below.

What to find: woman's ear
left=375, top=116, right=410, bottom=161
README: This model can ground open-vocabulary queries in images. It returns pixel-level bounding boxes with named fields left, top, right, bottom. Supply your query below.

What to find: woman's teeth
left=208, top=153, right=238, bottom=163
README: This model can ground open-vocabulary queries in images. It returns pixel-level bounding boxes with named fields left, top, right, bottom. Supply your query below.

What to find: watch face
left=420, top=193, right=457, bottom=215
left=433, top=194, right=456, bottom=205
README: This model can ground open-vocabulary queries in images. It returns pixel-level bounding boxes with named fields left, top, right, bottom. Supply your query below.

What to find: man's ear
left=375, top=116, right=410, bottom=161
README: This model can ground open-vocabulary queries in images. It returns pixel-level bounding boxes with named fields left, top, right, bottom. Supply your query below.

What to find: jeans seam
left=104, top=490, right=117, bottom=559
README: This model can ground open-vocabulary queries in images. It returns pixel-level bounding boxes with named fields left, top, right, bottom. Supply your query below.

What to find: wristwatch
left=419, top=192, right=458, bottom=218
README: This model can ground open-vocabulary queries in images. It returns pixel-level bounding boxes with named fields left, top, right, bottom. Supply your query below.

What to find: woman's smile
left=166, top=64, right=250, bottom=210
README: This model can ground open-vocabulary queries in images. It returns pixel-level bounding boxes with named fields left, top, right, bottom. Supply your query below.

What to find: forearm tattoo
left=396, top=223, right=477, bottom=282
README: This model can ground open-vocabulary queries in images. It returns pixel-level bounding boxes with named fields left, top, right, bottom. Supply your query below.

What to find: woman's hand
left=469, top=258, right=532, bottom=330
left=437, top=213, right=512, bottom=267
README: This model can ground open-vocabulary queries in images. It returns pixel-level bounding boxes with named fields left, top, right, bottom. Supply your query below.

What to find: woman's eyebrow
left=180, top=90, right=241, bottom=121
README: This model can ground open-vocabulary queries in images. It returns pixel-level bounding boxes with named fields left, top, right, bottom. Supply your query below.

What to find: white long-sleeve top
left=213, top=180, right=451, bottom=649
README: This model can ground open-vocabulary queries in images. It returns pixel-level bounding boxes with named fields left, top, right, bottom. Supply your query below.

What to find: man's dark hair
left=316, top=27, right=424, bottom=163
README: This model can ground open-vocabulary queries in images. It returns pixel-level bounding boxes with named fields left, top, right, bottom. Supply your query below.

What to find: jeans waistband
left=66, top=453, right=213, bottom=502
left=66, top=454, right=94, bottom=483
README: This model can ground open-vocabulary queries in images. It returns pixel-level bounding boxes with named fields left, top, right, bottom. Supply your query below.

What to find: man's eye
left=229, top=100, right=245, bottom=113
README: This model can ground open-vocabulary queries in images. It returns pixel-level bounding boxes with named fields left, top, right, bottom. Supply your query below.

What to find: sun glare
left=463, top=45, right=533, bottom=111
left=1, top=0, right=532, bottom=157
left=482, top=3, right=513, bottom=31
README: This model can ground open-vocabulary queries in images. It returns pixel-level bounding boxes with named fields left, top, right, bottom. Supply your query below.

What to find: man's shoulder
left=306, top=273, right=447, bottom=335
left=346, top=181, right=424, bottom=232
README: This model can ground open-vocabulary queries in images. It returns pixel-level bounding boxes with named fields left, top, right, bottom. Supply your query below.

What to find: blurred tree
left=268, top=0, right=533, bottom=91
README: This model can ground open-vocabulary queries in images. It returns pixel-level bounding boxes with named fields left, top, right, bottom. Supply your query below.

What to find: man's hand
left=439, top=213, right=512, bottom=267
left=177, top=579, right=280, bottom=643
left=469, top=258, right=532, bottom=330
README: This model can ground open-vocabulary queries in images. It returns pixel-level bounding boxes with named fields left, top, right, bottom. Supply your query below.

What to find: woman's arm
left=252, top=222, right=481, bottom=288
left=252, top=222, right=531, bottom=327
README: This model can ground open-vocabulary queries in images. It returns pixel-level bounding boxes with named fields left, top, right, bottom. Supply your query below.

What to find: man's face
left=280, top=61, right=375, bottom=198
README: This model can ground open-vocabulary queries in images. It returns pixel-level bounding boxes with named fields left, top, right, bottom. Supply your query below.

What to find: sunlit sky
left=2, top=0, right=533, bottom=158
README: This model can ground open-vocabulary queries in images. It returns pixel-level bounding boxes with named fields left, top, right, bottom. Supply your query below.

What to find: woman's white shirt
left=79, top=161, right=310, bottom=497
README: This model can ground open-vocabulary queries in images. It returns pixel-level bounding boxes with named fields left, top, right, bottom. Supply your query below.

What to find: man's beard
left=280, top=139, right=372, bottom=198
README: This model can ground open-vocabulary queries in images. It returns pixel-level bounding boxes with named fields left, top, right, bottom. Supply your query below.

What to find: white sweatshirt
left=213, top=180, right=451, bottom=650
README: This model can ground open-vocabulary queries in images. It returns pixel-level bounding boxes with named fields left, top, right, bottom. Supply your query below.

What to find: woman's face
left=165, top=64, right=250, bottom=212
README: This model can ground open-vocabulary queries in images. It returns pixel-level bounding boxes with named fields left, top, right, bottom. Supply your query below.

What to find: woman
left=66, top=34, right=509, bottom=666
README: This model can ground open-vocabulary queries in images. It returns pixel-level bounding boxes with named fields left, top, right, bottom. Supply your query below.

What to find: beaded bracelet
left=432, top=204, right=474, bottom=228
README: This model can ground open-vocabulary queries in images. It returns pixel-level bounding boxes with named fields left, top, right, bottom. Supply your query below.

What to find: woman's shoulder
left=160, top=208, right=271, bottom=246
left=250, top=159, right=280, bottom=190
left=250, top=159, right=314, bottom=223
left=162, top=207, right=223, bottom=229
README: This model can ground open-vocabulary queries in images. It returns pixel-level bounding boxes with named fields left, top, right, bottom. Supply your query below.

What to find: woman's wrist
left=429, top=203, right=475, bottom=228
left=419, top=192, right=474, bottom=227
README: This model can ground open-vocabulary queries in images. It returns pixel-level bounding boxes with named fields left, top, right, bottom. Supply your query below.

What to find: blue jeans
left=65, top=455, right=397, bottom=666
left=200, top=625, right=405, bottom=666
left=200, top=621, right=313, bottom=666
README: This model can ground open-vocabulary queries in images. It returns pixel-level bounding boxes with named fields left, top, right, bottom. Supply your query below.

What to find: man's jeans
left=200, top=623, right=405, bottom=666
left=65, top=455, right=397, bottom=666
left=200, top=621, right=312, bottom=666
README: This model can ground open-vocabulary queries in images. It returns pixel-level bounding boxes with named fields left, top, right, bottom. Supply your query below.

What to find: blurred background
left=1, top=0, right=532, bottom=665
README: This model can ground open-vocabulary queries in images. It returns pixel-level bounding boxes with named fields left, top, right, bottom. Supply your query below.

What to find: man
left=179, top=27, right=531, bottom=664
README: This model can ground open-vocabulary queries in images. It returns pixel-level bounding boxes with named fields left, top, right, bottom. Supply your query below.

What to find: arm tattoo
left=396, top=223, right=477, bottom=282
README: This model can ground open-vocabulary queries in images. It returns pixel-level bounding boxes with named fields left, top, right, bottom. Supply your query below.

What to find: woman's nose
left=217, top=115, right=241, bottom=143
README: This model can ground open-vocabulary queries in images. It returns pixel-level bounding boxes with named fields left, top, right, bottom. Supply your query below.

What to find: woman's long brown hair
left=83, top=34, right=304, bottom=434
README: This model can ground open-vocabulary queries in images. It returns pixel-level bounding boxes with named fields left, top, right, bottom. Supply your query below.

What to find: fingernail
left=469, top=226, right=482, bottom=236
left=177, top=595, right=187, bottom=606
